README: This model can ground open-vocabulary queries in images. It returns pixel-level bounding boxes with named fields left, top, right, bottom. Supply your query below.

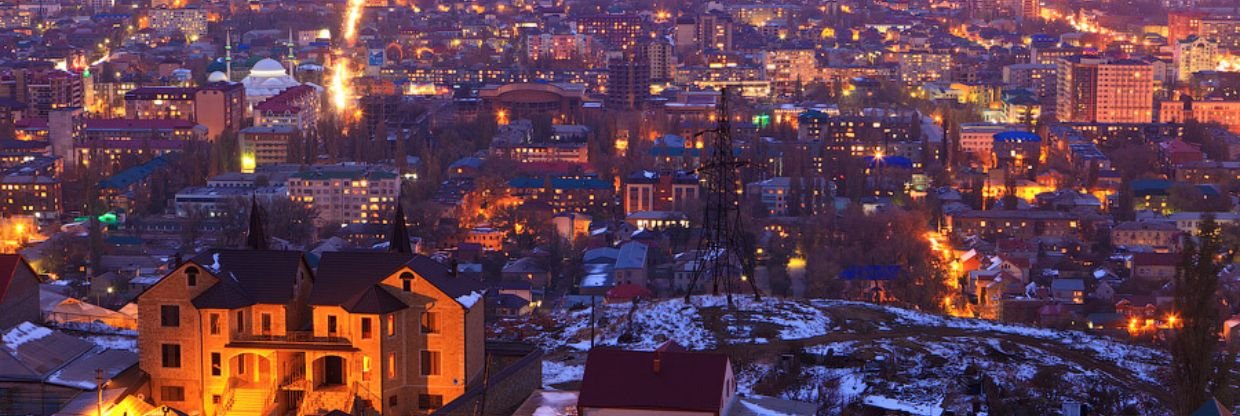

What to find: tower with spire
left=387, top=196, right=411, bottom=254
left=245, top=196, right=268, bottom=250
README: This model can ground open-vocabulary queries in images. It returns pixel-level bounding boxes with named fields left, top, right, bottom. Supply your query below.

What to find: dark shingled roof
left=312, top=251, right=486, bottom=311
left=578, top=348, right=730, bottom=413
left=190, top=249, right=306, bottom=309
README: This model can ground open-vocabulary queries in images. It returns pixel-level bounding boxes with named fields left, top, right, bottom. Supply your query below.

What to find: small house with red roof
left=578, top=342, right=736, bottom=415
left=0, top=254, right=41, bottom=329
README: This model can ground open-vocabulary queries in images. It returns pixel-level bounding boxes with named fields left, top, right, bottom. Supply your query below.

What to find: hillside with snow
left=492, top=296, right=1181, bottom=415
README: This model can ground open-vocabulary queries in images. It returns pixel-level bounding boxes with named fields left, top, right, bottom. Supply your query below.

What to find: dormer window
left=400, top=272, right=414, bottom=292
left=186, top=266, right=199, bottom=287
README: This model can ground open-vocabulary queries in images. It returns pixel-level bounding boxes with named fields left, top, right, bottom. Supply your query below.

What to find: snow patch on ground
left=541, top=360, right=584, bottom=389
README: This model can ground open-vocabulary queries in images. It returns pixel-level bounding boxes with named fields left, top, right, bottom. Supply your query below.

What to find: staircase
left=299, top=390, right=354, bottom=415
left=225, top=388, right=270, bottom=416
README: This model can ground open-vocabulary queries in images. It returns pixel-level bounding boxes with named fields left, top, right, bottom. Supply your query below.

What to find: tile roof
left=312, top=251, right=486, bottom=310
left=189, top=249, right=307, bottom=309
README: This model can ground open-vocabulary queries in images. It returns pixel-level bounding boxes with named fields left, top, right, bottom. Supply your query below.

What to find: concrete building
left=287, top=165, right=400, bottom=226
left=195, top=81, right=246, bottom=140
left=765, top=49, right=818, bottom=97
left=239, top=126, right=296, bottom=171
left=1056, top=56, right=1154, bottom=123
left=1161, top=98, right=1240, bottom=135
left=1174, top=36, right=1219, bottom=83
left=149, top=7, right=207, bottom=41
left=623, top=170, right=700, bottom=216
left=124, top=86, right=197, bottom=121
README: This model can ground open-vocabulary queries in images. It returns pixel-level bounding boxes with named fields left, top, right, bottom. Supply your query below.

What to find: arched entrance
left=312, top=355, right=348, bottom=389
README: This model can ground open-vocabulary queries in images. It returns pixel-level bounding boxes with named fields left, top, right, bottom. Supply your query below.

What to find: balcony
left=227, top=331, right=357, bottom=351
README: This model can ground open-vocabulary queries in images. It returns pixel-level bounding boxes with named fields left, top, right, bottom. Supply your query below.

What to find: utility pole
left=95, top=368, right=103, bottom=416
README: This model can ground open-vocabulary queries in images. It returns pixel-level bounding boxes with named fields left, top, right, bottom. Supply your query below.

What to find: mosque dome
left=207, top=71, right=229, bottom=83
left=249, top=58, right=288, bottom=77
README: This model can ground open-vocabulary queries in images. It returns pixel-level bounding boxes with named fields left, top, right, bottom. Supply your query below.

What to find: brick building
left=136, top=249, right=486, bottom=415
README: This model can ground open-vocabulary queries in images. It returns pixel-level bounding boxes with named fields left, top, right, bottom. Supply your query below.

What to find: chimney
left=450, top=258, right=459, bottom=278
left=652, top=351, right=662, bottom=374
left=172, top=252, right=183, bottom=268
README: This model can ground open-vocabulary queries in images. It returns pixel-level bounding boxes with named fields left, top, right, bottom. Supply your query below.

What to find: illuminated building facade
left=1056, top=56, right=1154, bottom=123
left=239, top=126, right=295, bottom=172
left=623, top=170, right=700, bottom=215
left=1161, top=98, right=1240, bottom=134
left=136, top=250, right=486, bottom=416
left=149, top=7, right=207, bottom=41
left=576, top=13, right=644, bottom=50
left=287, top=166, right=400, bottom=226
left=124, top=87, right=197, bottom=121
left=1173, top=36, right=1218, bottom=82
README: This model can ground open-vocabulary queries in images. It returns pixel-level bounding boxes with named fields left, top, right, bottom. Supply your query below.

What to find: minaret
left=287, top=28, right=298, bottom=82
left=245, top=196, right=269, bottom=250
left=225, top=28, right=233, bottom=81
left=387, top=196, right=412, bottom=254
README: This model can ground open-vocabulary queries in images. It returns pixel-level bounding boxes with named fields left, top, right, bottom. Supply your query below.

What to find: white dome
left=250, top=58, right=287, bottom=77
left=207, top=71, right=229, bottom=82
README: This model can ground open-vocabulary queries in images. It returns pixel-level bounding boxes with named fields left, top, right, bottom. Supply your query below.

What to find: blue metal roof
left=993, top=131, right=1041, bottom=142
left=839, top=265, right=900, bottom=280
left=864, top=155, right=913, bottom=169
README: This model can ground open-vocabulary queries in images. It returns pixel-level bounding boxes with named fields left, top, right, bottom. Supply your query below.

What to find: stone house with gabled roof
left=136, top=249, right=486, bottom=416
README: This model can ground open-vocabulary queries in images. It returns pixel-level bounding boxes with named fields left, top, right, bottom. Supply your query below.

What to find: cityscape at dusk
left=0, top=0, right=1238, bottom=414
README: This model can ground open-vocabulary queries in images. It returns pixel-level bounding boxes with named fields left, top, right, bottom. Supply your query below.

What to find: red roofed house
left=0, top=254, right=41, bottom=329
left=578, top=342, right=736, bottom=415
left=1160, top=139, right=1204, bottom=167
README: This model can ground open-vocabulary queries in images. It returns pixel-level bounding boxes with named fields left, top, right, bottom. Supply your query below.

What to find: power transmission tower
left=685, top=87, right=762, bottom=306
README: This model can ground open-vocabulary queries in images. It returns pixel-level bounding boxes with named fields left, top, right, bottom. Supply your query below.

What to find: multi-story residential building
left=240, top=126, right=296, bottom=171
left=0, top=68, right=86, bottom=118
left=195, top=82, right=246, bottom=139
left=1111, top=221, right=1180, bottom=250
left=623, top=170, right=700, bottom=215
left=135, top=249, right=486, bottom=416
left=1003, top=63, right=1057, bottom=115
left=0, top=163, right=60, bottom=219
left=507, top=174, right=614, bottom=214
left=1200, top=16, right=1240, bottom=51
left=676, top=12, right=735, bottom=53
left=993, top=131, right=1042, bottom=170
left=1174, top=36, right=1219, bottom=82
left=287, top=165, right=401, bottom=226
left=1056, top=56, right=1154, bottom=123
left=253, top=85, right=320, bottom=132
left=765, top=49, right=818, bottom=97
left=526, top=33, right=597, bottom=63
left=797, top=109, right=923, bottom=165
left=1161, top=97, right=1240, bottom=135
left=947, top=210, right=1082, bottom=240
left=1168, top=9, right=1207, bottom=44
left=745, top=176, right=835, bottom=217
left=149, top=7, right=208, bottom=41
left=646, top=39, right=675, bottom=83
left=576, top=13, right=644, bottom=51
left=124, top=87, right=197, bottom=121
left=898, top=53, right=951, bottom=85
left=606, top=52, right=650, bottom=111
